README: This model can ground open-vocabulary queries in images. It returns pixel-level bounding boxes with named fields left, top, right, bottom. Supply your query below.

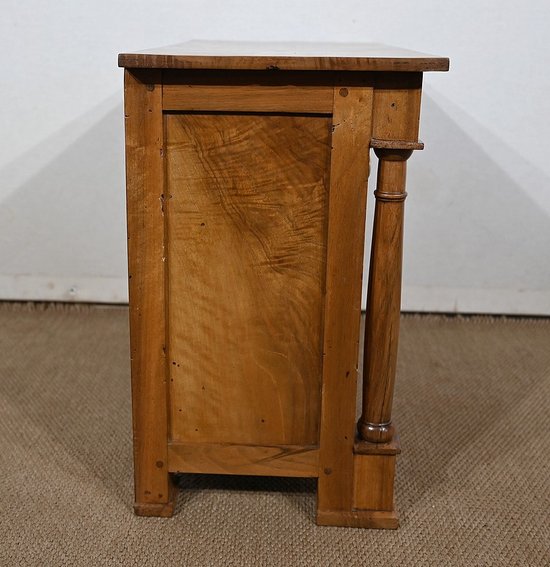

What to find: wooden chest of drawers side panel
left=165, top=111, right=331, bottom=447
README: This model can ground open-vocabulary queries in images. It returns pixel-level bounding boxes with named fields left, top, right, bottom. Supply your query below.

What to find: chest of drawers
left=119, top=41, right=448, bottom=528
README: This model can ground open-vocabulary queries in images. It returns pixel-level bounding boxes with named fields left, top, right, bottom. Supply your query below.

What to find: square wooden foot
left=316, top=435, right=401, bottom=528
left=134, top=500, right=175, bottom=517
left=316, top=509, right=399, bottom=529
left=134, top=478, right=178, bottom=517
left=354, top=437, right=399, bottom=508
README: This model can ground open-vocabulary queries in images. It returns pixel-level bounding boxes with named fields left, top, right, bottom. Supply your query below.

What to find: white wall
left=1, top=1, right=549, bottom=313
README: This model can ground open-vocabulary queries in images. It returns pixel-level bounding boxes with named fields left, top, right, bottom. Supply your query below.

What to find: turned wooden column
left=358, top=139, right=423, bottom=444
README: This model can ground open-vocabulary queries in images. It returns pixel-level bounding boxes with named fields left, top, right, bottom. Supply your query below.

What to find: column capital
left=371, top=138, right=424, bottom=162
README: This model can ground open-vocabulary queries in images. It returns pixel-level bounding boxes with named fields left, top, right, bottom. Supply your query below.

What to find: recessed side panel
left=166, top=112, right=331, bottom=446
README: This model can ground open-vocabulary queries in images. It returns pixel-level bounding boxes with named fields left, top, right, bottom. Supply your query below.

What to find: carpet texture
left=0, top=303, right=548, bottom=566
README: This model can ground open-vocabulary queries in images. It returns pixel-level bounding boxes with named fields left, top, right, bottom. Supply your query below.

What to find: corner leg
left=134, top=473, right=177, bottom=517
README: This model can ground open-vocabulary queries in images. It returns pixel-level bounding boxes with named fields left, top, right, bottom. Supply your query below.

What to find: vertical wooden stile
left=125, top=69, right=175, bottom=516
left=317, top=85, right=373, bottom=515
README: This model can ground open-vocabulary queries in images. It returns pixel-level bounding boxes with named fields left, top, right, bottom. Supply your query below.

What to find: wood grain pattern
left=372, top=73, right=423, bottom=142
left=168, top=442, right=319, bottom=477
left=124, top=68, right=176, bottom=515
left=317, top=86, right=373, bottom=514
left=122, top=59, right=445, bottom=526
left=354, top=435, right=401, bottom=455
left=358, top=145, right=416, bottom=445
left=371, top=138, right=424, bottom=150
left=162, top=83, right=333, bottom=113
left=118, top=40, right=449, bottom=72
left=353, top=454, right=396, bottom=511
left=165, top=112, right=331, bottom=447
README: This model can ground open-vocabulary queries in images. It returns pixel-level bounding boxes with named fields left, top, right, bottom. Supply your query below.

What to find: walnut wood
left=358, top=147, right=416, bottom=444
left=162, top=83, right=334, bottom=113
left=165, top=112, right=330, bottom=447
left=134, top=502, right=176, bottom=518
left=317, top=86, right=373, bottom=514
left=124, top=69, right=176, bottom=515
left=122, top=47, right=448, bottom=528
left=372, top=73, right=423, bottom=141
left=316, top=509, right=399, bottom=530
left=371, top=138, right=424, bottom=150
left=168, top=443, right=319, bottom=477
left=353, top=454, right=396, bottom=511
left=354, top=434, right=401, bottom=456
left=118, top=40, right=449, bottom=72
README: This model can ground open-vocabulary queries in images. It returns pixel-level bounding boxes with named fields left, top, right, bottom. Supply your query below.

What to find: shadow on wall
left=364, top=92, right=550, bottom=314
left=0, top=96, right=127, bottom=301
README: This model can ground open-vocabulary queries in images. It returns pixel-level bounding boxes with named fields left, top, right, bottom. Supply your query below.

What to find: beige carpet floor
left=0, top=303, right=548, bottom=566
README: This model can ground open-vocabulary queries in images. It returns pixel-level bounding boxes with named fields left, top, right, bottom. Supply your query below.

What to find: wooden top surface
left=118, top=41, right=449, bottom=72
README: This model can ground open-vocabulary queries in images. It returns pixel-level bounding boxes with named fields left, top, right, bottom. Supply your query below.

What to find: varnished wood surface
left=358, top=148, right=412, bottom=444
left=166, top=112, right=330, bottom=446
left=356, top=71, right=425, bottom=447
left=371, top=138, right=424, bottom=150
left=372, top=73, right=423, bottom=142
left=162, top=70, right=426, bottom=140
left=317, top=86, right=373, bottom=513
left=316, top=509, right=399, bottom=530
left=162, top=83, right=334, bottom=113
left=123, top=63, right=443, bottom=527
left=168, top=443, right=319, bottom=477
left=354, top=434, right=401, bottom=456
left=119, top=40, right=449, bottom=72
left=124, top=69, right=175, bottom=514
left=353, top=454, right=396, bottom=511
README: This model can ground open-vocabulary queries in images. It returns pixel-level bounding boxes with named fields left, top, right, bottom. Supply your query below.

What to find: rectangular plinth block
left=316, top=509, right=399, bottom=530
left=353, top=454, right=397, bottom=512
